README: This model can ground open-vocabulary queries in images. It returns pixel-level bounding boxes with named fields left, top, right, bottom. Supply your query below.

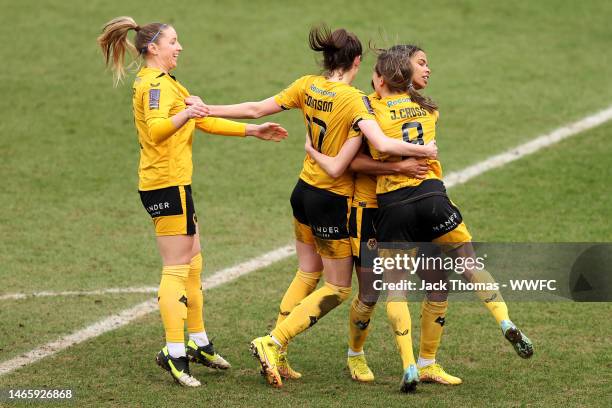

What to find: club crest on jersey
left=149, top=89, right=161, bottom=110
left=367, top=238, right=378, bottom=251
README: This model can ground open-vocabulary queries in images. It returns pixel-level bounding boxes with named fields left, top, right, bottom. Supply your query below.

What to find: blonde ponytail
left=97, top=16, right=139, bottom=86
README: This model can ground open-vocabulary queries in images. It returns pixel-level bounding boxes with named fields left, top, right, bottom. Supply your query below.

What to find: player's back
left=367, top=92, right=442, bottom=195
left=275, top=75, right=374, bottom=196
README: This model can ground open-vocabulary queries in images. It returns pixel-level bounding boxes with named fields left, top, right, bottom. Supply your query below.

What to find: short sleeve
left=349, top=93, right=376, bottom=133
left=143, top=78, right=177, bottom=126
left=273, top=76, right=309, bottom=110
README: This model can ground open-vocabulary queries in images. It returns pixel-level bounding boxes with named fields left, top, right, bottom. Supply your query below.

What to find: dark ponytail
left=308, top=24, right=362, bottom=75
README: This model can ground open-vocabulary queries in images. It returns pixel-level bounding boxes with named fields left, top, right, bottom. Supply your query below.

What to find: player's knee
left=358, top=292, right=379, bottom=307
left=325, top=282, right=351, bottom=302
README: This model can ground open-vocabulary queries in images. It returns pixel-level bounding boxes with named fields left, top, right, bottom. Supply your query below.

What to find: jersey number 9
left=401, top=121, right=424, bottom=145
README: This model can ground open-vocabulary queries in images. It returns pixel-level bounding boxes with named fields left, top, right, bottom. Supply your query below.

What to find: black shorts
left=348, top=206, right=378, bottom=267
left=290, top=178, right=351, bottom=258
left=139, top=185, right=197, bottom=236
left=376, top=179, right=463, bottom=243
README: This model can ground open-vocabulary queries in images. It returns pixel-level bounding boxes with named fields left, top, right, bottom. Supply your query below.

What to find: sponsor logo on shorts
left=147, top=201, right=171, bottom=217
left=312, top=225, right=341, bottom=239
left=432, top=212, right=460, bottom=233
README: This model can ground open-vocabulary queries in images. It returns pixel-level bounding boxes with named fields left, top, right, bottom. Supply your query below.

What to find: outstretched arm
left=196, top=117, right=287, bottom=142
left=187, top=96, right=283, bottom=119
left=304, top=134, right=362, bottom=178
left=358, top=119, right=437, bottom=158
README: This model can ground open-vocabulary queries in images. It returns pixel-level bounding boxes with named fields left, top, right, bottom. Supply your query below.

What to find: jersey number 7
left=306, top=114, right=327, bottom=152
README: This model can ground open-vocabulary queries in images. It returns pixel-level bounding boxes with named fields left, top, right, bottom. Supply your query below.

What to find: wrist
left=245, top=124, right=256, bottom=137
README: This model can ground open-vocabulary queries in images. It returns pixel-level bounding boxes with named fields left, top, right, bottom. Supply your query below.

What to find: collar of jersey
left=139, top=66, right=176, bottom=80
left=379, top=92, right=410, bottom=102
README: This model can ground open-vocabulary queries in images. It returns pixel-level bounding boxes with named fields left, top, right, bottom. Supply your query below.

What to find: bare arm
left=350, top=152, right=429, bottom=179
left=187, top=96, right=283, bottom=119
left=194, top=116, right=287, bottom=142
left=304, top=134, right=362, bottom=178
left=358, top=119, right=437, bottom=158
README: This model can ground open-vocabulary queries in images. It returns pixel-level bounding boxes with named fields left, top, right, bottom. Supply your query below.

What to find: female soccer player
left=194, top=25, right=437, bottom=388
left=97, top=16, right=287, bottom=387
left=307, top=44, right=534, bottom=392
left=344, top=144, right=429, bottom=384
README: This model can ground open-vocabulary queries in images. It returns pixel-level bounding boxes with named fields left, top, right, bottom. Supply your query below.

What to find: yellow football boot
left=418, top=363, right=462, bottom=385
left=277, top=347, right=302, bottom=379
left=249, top=336, right=283, bottom=388
left=347, top=354, right=375, bottom=382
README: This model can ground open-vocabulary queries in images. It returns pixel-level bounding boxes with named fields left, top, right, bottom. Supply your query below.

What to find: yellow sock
left=158, top=264, right=189, bottom=343
left=348, top=296, right=376, bottom=352
left=470, top=269, right=510, bottom=324
left=186, top=253, right=205, bottom=334
left=276, top=270, right=322, bottom=326
left=386, top=301, right=416, bottom=369
left=419, top=300, right=448, bottom=360
left=272, top=282, right=351, bottom=346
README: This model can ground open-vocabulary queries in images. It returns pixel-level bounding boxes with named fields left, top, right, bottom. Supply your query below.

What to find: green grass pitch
left=1, top=0, right=611, bottom=407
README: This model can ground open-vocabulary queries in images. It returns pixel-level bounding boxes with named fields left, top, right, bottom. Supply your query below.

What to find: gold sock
left=158, top=264, right=189, bottom=343
left=419, top=300, right=448, bottom=360
left=271, top=282, right=351, bottom=346
left=348, top=296, right=376, bottom=352
left=470, top=269, right=510, bottom=324
left=386, top=301, right=416, bottom=369
left=276, top=270, right=322, bottom=326
left=186, top=253, right=205, bottom=334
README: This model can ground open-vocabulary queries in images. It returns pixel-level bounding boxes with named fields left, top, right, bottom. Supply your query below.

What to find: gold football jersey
left=274, top=75, right=376, bottom=196
left=367, top=92, right=443, bottom=195
left=133, top=67, right=245, bottom=191
left=352, top=142, right=378, bottom=208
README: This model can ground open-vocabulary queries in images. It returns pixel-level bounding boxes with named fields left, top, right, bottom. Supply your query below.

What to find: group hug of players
left=98, top=18, right=533, bottom=392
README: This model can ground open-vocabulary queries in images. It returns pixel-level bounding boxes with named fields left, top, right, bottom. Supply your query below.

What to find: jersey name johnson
left=274, top=75, right=375, bottom=196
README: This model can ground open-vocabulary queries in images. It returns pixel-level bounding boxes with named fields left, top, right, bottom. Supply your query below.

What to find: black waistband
left=297, top=178, right=349, bottom=199
left=377, top=179, right=447, bottom=208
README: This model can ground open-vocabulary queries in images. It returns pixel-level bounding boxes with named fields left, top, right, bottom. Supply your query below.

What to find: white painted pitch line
left=444, top=105, right=612, bottom=188
left=0, top=287, right=158, bottom=301
left=0, top=245, right=294, bottom=377
left=1, top=105, right=611, bottom=377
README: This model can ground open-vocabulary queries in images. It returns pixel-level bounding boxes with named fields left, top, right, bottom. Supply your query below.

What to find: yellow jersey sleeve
left=348, top=92, right=376, bottom=135
left=273, top=75, right=310, bottom=110
left=142, top=79, right=180, bottom=144
left=195, top=117, right=246, bottom=137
